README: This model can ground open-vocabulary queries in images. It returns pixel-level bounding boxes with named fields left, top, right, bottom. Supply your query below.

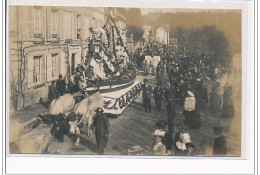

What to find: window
left=47, top=53, right=60, bottom=82
left=28, top=55, right=45, bottom=88
left=51, top=9, right=60, bottom=35
left=33, top=56, right=41, bottom=83
left=33, top=7, right=43, bottom=35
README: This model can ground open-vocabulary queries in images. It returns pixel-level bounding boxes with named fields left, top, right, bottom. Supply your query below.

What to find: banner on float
left=102, top=81, right=142, bottom=115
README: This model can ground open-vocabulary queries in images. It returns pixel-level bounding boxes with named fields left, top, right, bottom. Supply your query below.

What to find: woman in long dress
left=210, top=83, right=223, bottom=113
left=221, top=85, right=235, bottom=118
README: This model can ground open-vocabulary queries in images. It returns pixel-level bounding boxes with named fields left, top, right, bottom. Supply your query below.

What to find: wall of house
left=9, top=6, right=105, bottom=110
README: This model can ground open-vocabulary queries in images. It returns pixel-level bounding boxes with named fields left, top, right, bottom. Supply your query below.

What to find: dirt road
left=44, top=71, right=241, bottom=156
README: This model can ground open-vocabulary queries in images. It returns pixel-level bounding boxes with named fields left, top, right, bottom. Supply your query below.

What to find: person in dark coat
left=164, top=83, right=171, bottom=101
left=153, top=83, right=164, bottom=112
left=56, top=74, right=66, bottom=97
left=142, top=79, right=153, bottom=113
left=48, top=81, right=56, bottom=102
left=213, top=126, right=227, bottom=156
left=210, top=83, right=223, bottom=113
left=92, top=108, right=110, bottom=155
left=156, top=65, right=163, bottom=86
left=221, top=85, right=235, bottom=118
left=68, top=76, right=81, bottom=94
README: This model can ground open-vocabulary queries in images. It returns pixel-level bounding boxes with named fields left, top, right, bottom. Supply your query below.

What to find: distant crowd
left=138, top=40, right=234, bottom=156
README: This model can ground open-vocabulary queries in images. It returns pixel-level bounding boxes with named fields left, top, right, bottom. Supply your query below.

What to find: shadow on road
left=80, top=136, right=98, bottom=153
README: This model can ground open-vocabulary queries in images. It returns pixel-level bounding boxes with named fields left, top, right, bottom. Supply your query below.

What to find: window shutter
left=27, top=6, right=33, bottom=39
left=72, top=13, right=77, bottom=40
left=41, top=55, right=45, bottom=83
left=57, top=11, right=60, bottom=35
left=27, top=56, right=34, bottom=88
left=60, top=10, right=64, bottom=40
left=57, top=54, right=60, bottom=76
left=60, top=52, right=66, bottom=77
left=46, top=54, right=52, bottom=82
left=40, top=8, right=44, bottom=37
left=82, top=16, right=85, bottom=40
left=46, top=8, right=51, bottom=40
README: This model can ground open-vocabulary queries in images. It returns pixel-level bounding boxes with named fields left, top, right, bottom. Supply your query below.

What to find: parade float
left=75, top=11, right=142, bottom=115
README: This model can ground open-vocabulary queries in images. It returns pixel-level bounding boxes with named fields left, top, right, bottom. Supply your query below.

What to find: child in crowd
left=152, top=129, right=167, bottom=155
left=213, top=126, right=227, bottom=156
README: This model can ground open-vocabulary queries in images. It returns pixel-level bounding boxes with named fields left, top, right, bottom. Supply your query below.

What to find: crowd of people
left=47, top=36, right=233, bottom=156
left=138, top=40, right=233, bottom=156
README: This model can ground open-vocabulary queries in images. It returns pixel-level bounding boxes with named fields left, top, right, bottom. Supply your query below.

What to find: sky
left=140, top=8, right=237, bottom=15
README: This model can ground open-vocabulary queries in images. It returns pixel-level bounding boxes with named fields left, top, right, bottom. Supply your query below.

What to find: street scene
left=8, top=7, right=241, bottom=156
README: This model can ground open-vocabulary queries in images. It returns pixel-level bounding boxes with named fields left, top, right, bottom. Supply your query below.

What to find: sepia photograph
left=8, top=6, right=242, bottom=157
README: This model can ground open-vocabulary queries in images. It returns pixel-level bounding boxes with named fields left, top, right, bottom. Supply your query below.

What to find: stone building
left=9, top=6, right=105, bottom=110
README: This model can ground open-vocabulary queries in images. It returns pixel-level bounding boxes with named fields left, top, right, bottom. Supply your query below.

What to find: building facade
left=9, top=6, right=105, bottom=110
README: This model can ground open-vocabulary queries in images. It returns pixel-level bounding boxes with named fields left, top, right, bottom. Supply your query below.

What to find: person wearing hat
left=153, top=83, right=164, bottom=112
left=164, top=83, right=171, bottom=101
left=213, top=126, right=227, bottom=155
left=142, top=60, right=148, bottom=76
left=56, top=74, right=66, bottom=97
left=142, top=78, right=153, bottom=113
left=221, top=84, right=235, bottom=118
left=92, top=108, right=110, bottom=155
left=174, top=125, right=192, bottom=156
left=210, top=82, right=223, bottom=113
left=48, top=80, right=56, bottom=103
left=152, top=128, right=167, bottom=156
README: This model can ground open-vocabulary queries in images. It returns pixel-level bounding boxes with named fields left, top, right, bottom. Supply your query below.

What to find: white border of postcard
left=3, top=0, right=257, bottom=174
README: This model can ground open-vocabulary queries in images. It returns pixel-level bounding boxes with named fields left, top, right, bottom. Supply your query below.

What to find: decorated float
left=71, top=10, right=142, bottom=115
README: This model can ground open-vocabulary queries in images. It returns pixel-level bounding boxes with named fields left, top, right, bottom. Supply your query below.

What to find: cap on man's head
left=59, top=74, right=62, bottom=79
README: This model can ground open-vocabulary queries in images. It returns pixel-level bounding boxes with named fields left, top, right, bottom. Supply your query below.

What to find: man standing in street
left=153, top=83, right=163, bottom=112
left=56, top=74, right=66, bottom=97
left=142, top=79, right=153, bottom=113
left=92, top=108, right=110, bottom=155
left=213, top=126, right=227, bottom=156
left=48, top=80, right=56, bottom=103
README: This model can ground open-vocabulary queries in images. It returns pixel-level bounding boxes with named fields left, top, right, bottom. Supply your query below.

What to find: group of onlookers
left=138, top=41, right=232, bottom=156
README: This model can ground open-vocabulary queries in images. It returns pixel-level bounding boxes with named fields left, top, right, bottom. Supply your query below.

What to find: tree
left=171, top=27, right=188, bottom=49
left=126, top=25, right=144, bottom=43
left=126, top=8, right=143, bottom=27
